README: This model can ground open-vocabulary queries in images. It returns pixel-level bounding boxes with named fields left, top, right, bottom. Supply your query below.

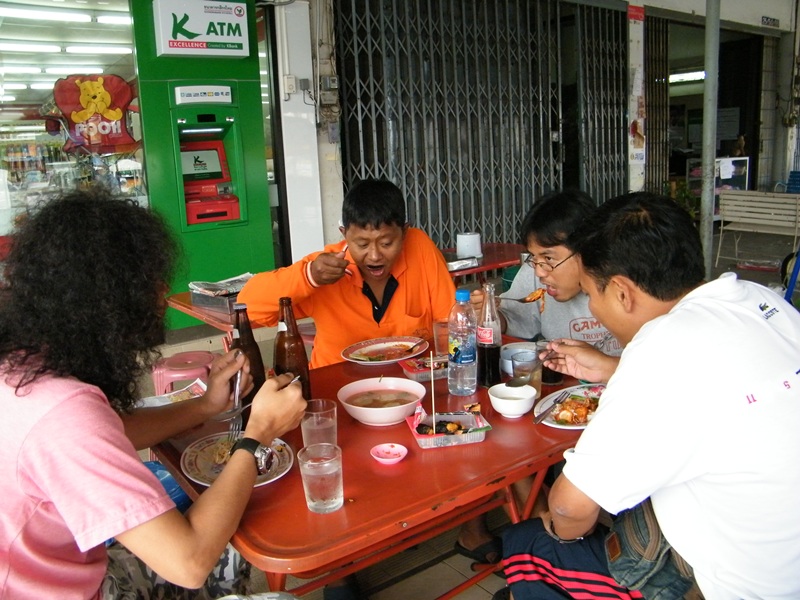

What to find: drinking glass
left=433, top=319, right=449, bottom=356
left=301, top=399, right=337, bottom=447
left=535, top=340, right=563, bottom=385
left=297, top=443, right=344, bottom=514
left=511, top=350, right=543, bottom=397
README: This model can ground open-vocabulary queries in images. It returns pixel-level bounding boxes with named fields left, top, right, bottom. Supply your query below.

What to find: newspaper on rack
left=188, top=273, right=254, bottom=297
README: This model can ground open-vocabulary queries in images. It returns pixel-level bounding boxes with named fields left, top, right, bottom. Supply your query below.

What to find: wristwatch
left=229, top=437, right=273, bottom=475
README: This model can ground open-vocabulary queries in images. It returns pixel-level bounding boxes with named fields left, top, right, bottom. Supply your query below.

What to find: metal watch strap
left=229, top=437, right=268, bottom=474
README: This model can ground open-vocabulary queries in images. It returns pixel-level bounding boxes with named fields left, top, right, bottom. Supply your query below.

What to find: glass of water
left=297, top=443, right=344, bottom=514
left=301, top=398, right=337, bottom=447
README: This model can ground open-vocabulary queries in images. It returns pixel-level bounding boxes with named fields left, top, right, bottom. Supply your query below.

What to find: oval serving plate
left=180, top=433, right=293, bottom=487
left=533, top=384, right=605, bottom=430
left=341, top=336, right=428, bottom=366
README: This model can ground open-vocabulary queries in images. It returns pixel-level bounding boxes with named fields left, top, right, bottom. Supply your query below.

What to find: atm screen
left=181, top=147, right=224, bottom=182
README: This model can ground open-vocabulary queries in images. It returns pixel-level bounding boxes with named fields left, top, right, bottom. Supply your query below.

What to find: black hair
left=574, top=191, right=704, bottom=301
left=0, top=187, right=179, bottom=413
left=342, top=179, right=406, bottom=229
left=519, top=189, right=596, bottom=248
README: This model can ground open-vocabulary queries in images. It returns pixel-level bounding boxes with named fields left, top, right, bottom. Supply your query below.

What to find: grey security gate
left=644, top=15, right=670, bottom=193
left=574, top=3, right=627, bottom=202
left=335, top=0, right=563, bottom=249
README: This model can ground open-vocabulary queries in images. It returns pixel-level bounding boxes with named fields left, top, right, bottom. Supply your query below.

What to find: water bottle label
left=449, top=333, right=476, bottom=364
left=476, top=326, right=494, bottom=345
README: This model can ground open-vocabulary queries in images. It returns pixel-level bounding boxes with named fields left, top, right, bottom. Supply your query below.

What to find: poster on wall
left=153, top=0, right=249, bottom=57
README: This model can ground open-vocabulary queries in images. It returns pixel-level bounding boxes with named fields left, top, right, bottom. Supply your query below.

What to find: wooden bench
left=715, top=190, right=800, bottom=266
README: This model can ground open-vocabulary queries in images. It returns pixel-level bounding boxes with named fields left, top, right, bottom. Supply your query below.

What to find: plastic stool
left=151, top=350, right=215, bottom=395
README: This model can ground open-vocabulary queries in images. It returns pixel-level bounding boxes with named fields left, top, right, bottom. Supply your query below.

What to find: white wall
left=644, top=0, right=796, bottom=33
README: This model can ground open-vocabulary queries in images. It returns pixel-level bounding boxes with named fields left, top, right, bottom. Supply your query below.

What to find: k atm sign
left=153, top=0, right=249, bottom=57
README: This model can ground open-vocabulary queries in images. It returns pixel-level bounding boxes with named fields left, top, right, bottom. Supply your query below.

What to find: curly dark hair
left=0, top=187, right=179, bottom=413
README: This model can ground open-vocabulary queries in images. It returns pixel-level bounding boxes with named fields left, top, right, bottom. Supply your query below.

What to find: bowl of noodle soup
left=337, top=377, right=426, bottom=426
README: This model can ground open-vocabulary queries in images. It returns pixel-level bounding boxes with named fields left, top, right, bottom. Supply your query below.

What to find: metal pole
left=700, top=0, right=720, bottom=280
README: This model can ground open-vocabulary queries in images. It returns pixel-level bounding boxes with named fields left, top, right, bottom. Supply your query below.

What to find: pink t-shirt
left=0, top=374, right=175, bottom=599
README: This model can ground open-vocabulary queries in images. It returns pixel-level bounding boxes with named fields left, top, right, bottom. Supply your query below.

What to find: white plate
left=341, top=336, right=428, bottom=365
left=180, top=433, right=293, bottom=487
left=533, top=384, right=605, bottom=430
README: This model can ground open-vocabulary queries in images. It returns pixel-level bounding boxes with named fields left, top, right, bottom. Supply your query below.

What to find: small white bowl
left=500, top=342, right=539, bottom=375
left=337, top=377, right=425, bottom=426
left=488, top=383, right=538, bottom=418
left=370, top=443, right=408, bottom=465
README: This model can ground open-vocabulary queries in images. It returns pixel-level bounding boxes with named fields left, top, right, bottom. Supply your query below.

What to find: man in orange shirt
left=240, top=180, right=501, bottom=595
left=240, top=179, right=455, bottom=368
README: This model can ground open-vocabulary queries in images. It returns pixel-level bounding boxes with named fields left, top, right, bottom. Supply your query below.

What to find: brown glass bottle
left=273, top=297, right=311, bottom=399
left=232, top=303, right=267, bottom=425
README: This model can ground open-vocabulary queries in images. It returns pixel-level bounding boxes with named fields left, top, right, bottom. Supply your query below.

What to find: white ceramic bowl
left=370, top=443, right=408, bottom=465
left=488, top=383, right=538, bottom=418
left=337, top=377, right=425, bottom=426
left=500, top=342, right=539, bottom=375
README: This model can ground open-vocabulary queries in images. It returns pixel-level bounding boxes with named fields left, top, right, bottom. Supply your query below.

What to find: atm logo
left=193, top=156, right=209, bottom=172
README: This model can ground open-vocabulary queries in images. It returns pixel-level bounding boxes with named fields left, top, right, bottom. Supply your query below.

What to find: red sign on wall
left=628, top=4, right=645, bottom=22
left=53, top=74, right=137, bottom=153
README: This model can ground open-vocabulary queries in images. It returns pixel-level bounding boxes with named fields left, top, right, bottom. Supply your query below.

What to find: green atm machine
left=130, top=0, right=273, bottom=329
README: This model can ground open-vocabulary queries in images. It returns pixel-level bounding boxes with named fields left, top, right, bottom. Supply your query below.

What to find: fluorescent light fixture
left=0, top=124, right=45, bottom=132
left=0, top=83, right=27, bottom=90
left=181, top=128, right=224, bottom=134
left=0, top=6, right=91, bottom=22
left=66, top=45, right=132, bottom=55
left=30, top=83, right=58, bottom=90
left=46, top=66, right=104, bottom=75
left=0, top=95, right=16, bottom=102
left=97, top=14, right=132, bottom=25
left=669, top=71, right=705, bottom=83
left=0, top=66, right=41, bottom=74
left=0, top=42, right=62, bottom=53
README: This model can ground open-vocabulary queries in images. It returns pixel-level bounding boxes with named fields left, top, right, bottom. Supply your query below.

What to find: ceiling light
left=0, top=42, right=62, bottom=53
left=66, top=45, right=132, bottom=55
left=669, top=71, right=706, bottom=83
left=46, top=66, right=104, bottom=75
left=0, top=83, right=27, bottom=90
left=0, top=6, right=91, bottom=22
left=0, top=96, right=16, bottom=102
left=0, top=66, right=41, bottom=74
left=97, top=14, right=132, bottom=25
left=30, top=83, right=58, bottom=90
left=0, top=124, right=45, bottom=132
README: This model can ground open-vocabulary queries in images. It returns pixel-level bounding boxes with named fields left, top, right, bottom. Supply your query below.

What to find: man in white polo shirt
left=497, top=192, right=800, bottom=600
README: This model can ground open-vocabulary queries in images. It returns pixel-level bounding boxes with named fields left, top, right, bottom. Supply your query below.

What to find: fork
left=533, top=389, right=570, bottom=424
left=227, top=414, right=242, bottom=443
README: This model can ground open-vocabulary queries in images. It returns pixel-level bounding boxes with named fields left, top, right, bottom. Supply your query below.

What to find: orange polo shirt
left=238, top=228, right=456, bottom=369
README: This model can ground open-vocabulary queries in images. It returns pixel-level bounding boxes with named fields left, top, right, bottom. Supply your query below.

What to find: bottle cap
left=455, top=289, right=470, bottom=302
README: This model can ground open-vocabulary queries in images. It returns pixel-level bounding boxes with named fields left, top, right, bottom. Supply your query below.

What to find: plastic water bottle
left=447, top=288, right=478, bottom=395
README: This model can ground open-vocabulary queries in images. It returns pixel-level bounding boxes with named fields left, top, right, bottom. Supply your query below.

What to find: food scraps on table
left=551, top=385, right=604, bottom=425
left=464, top=402, right=481, bottom=413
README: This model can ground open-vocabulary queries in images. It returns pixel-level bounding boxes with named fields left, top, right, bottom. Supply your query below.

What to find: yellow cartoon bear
left=71, top=77, right=123, bottom=123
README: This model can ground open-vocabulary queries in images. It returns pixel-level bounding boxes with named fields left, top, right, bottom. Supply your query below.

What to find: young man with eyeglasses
left=471, top=190, right=621, bottom=354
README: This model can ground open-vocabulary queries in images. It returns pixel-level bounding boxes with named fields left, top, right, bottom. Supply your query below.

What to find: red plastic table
left=153, top=360, right=579, bottom=599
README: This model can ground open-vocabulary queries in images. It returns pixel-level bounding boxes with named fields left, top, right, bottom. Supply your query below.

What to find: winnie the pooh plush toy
left=71, top=77, right=123, bottom=123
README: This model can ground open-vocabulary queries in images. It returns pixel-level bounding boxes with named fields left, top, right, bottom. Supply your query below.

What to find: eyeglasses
left=524, top=252, right=575, bottom=273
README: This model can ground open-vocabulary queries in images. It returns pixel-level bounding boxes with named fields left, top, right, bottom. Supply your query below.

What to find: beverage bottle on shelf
left=447, top=288, right=478, bottom=396
left=231, top=303, right=267, bottom=426
left=477, top=282, right=502, bottom=387
left=273, top=297, right=311, bottom=399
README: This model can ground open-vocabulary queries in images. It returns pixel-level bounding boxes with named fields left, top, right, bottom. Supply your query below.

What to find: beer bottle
left=232, top=303, right=267, bottom=425
left=273, top=297, right=311, bottom=399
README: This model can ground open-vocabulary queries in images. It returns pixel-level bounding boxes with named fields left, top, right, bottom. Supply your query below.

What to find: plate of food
left=533, top=384, right=605, bottom=430
left=341, top=336, right=428, bottom=365
left=180, top=433, right=293, bottom=487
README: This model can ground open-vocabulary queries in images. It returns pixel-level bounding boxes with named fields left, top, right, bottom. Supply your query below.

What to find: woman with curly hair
left=0, top=187, right=307, bottom=599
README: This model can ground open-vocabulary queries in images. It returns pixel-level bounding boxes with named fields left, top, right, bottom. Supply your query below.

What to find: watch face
left=256, top=447, right=275, bottom=474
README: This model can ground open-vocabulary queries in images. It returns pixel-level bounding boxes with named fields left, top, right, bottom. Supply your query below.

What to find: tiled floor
left=152, top=229, right=799, bottom=599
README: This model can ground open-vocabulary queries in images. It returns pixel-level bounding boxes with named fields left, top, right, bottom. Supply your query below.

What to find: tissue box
left=406, top=406, right=491, bottom=449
